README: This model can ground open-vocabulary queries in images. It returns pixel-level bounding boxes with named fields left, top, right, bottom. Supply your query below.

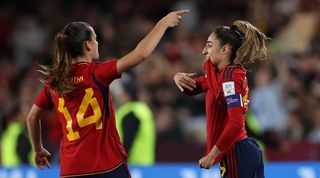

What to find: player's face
left=202, top=34, right=224, bottom=66
left=88, top=27, right=99, bottom=60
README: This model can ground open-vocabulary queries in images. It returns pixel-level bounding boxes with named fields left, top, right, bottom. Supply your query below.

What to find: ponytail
left=233, top=20, right=270, bottom=64
left=39, top=32, right=75, bottom=94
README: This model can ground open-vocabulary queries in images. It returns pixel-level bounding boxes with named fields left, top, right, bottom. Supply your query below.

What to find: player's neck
left=72, top=57, right=92, bottom=64
left=217, top=60, right=231, bottom=70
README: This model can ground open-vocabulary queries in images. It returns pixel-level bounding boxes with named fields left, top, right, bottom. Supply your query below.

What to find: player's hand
left=160, top=9, right=189, bottom=28
left=199, top=154, right=215, bottom=169
left=34, top=147, right=51, bottom=170
left=173, top=72, right=197, bottom=92
left=199, top=145, right=221, bottom=169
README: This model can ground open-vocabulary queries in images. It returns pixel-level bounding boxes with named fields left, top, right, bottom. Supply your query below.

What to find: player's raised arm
left=116, top=10, right=189, bottom=74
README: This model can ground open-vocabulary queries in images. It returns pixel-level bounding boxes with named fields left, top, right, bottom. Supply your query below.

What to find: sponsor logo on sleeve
left=222, top=81, right=235, bottom=97
left=225, top=94, right=243, bottom=108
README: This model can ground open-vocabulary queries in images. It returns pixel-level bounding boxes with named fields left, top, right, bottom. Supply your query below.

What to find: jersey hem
left=60, top=161, right=124, bottom=178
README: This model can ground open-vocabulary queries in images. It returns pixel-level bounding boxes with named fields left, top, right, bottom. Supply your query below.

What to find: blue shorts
left=219, top=138, right=264, bottom=178
left=68, top=162, right=131, bottom=178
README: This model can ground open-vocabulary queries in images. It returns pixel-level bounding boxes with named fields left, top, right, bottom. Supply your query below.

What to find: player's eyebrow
left=206, top=41, right=213, bottom=45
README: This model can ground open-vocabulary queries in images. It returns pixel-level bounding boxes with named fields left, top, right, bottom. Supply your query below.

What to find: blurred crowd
left=0, top=0, right=319, bottom=164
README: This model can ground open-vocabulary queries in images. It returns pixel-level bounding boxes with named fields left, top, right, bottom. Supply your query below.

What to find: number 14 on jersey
left=58, top=88, right=102, bottom=141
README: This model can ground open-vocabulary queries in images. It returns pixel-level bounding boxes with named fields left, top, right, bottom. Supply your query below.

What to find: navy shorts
left=67, top=162, right=131, bottom=178
left=219, top=138, right=264, bottom=178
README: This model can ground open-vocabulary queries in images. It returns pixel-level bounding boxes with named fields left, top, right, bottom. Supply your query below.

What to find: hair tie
left=231, top=25, right=245, bottom=40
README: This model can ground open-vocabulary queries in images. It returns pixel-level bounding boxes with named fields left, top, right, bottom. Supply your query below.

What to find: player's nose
left=202, top=48, right=207, bottom=55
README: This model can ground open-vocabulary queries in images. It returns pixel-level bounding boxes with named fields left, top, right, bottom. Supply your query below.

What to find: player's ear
left=221, top=44, right=231, bottom=56
left=84, top=40, right=91, bottom=51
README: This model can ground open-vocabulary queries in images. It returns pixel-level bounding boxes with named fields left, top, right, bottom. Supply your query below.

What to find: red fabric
left=34, top=60, right=127, bottom=176
left=34, top=85, right=53, bottom=110
left=184, top=59, right=247, bottom=163
left=226, top=144, right=239, bottom=178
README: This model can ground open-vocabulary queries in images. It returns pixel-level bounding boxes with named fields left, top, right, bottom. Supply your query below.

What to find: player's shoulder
left=94, top=59, right=118, bottom=65
left=222, top=64, right=245, bottom=81
left=90, top=59, right=118, bottom=71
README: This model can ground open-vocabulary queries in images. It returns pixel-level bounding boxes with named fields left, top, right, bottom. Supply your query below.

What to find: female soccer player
left=26, top=9, right=189, bottom=178
left=174, top=20, right=268, bottom=178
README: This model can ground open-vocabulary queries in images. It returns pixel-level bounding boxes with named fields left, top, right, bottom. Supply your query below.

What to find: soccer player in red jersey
left=174, top=20, right=269, bottom=178
left=26, top=10, right=189, bottom=178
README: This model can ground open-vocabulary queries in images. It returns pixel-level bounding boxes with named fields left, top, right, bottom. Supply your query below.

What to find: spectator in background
left=116, top=74, right=155, bottom=165
left=250, top=63, right=288, bottom=133
left=0, top=105, right=34, bottom=166
left=308, top=106, right=320, bottom=142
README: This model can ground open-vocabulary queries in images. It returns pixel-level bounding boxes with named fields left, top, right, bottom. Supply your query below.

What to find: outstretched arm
left=116, top=10, right=189, bottom=74
left=27, top=104, right=51, bottom=170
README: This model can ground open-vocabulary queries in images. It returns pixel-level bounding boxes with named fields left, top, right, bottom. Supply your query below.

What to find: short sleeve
left=94, top=60, right=121, bottom=85
left=34, top=86, right=53, bottom=110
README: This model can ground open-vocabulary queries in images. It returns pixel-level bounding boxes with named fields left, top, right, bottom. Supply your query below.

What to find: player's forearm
left=215, top=107, right=243, bottom=151
left=27, top=118, right=42, bottom=152
left=116, top=21, right=168, bottom=73
left=27, top=105, right=44, bottom=152
left=135, top=20, right=167, bottom=59
left=183, top=83, right=204, bottom=96
left=207, top=145, right=221, bottom=160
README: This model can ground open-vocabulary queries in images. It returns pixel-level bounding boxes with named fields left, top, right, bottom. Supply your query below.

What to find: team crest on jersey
left=222, top=81, right=235, bottom=97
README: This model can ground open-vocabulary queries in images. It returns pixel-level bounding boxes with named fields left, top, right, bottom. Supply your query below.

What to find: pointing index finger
left=174, top=9, right=190, bottom=15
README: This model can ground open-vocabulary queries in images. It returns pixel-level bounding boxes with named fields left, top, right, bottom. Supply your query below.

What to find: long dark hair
left=39, top=22, right=92, bottom=94
left=213, top=20, right=270, bottom=64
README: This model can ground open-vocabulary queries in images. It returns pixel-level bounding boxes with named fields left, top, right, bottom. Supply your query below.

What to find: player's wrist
left=33, top=144, right=43, bottom=153
left=156, top=19, right=169, bottom=29
left=208, top=145, right=221, bottom=157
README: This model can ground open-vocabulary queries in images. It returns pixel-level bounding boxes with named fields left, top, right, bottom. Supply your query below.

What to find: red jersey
left=34, top=60, right=127, bottom=177
left=184, top=59, right=248, bottom=163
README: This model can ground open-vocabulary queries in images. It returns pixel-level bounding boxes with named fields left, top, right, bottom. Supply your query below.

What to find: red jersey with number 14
left=34, top=60, right=127, bottom=177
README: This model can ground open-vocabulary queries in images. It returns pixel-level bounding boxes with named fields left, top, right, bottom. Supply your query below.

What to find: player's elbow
left=138, top=50, right=150, bottom=60
left=26, top=105, right=43, bottom=126
left=135, top=42, right=153, bottom=59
